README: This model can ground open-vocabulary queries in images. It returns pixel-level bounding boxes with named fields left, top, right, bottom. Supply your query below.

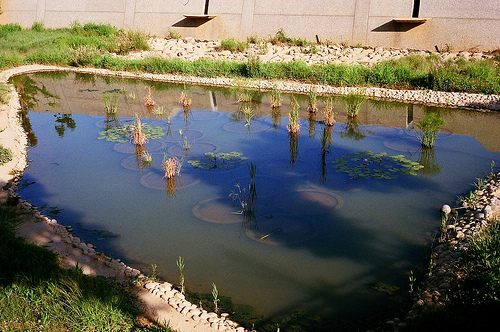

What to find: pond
left=12, top=71, right=500, bottom=331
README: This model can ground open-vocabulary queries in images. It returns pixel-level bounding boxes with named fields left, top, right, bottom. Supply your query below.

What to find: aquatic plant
left=332, top=151, right=424, bottom=180
left=152, top=105, right=165, bottom=116
left=342, top=91, right=366, bottom=117
left=457, top=190, right=480, bottom=209
left=229, top=163, right=257, bottom=218
left=240, top=105, right=255, bottom=129
left=178, top=129, right=191, bottom=154
left=141, top=150, right=152, bottom=165
left=179, top=90, right=192, bottom=110
left=287, top=96, right=300, bottom=135
left=101, top=92, right=120, bottom=114
left=162, top=152, right=182, bottom=179
left=307, top=86, right=318, bottom=113
left=144, top=86, right=155, bottom=107
left=414, top=112, right=445, bottom=148
left=98, top=122, right=164, bottom=142
left=188, top=152, right=248, bottom=170
left=322, top=97, right=335, bottom=126
left=408, top=269, right=416, bottom=295
left=130, top=115, right=148, bottom=145
left=270, top=84, right=282, bottom=108
left=177, top=256, right=185, bottom=295
left=212, top=283, right=220, bottom=313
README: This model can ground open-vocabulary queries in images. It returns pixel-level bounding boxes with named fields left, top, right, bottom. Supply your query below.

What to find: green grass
left=0, top=208, right=171, bottom=331
left=218, top=38, right=249, bottom=53
left=1, top=24, right=499, bottom=95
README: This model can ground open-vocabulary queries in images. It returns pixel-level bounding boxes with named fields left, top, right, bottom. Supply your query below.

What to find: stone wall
left=1, top=0, right=500, bottom=51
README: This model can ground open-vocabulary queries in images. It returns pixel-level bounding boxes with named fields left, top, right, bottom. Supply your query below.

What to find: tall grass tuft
left=342, top=91, right=366, bottom=117
left=218, top=38, right=249, bottom=53
left=322, top=97, right=335, bottom=126
left=162, top=152, right=182, bottom=179
left=287, top=96, right=301, bottom=135
left=131, top=115, right=148, bottom=145
left=307, top=85, right=318, bottom=113
left=270, top=84, right=282, bottom=108
left=414, top=112, right=445, bottom=148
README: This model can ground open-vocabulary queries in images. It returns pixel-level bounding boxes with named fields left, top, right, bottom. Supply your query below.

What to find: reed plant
left=229, top=163, right=257, bottom=218
left=414, top=112, right=445, bottom=148
left=144, top=86, right=156, bottom=107
left=131, top=115, right=148, bottom=145
left=342, top=91, right=366, bottom=117
left=177, top=256, right=185, bottom=294
left=307, top=86, right=318, bottom=113
left=322, top=97, right=335, bottom=126
left=212, top=283, right=220, bottom=313
left=162, top=152, right=182, bottom=179
left=101, top=91, right=120, bottom=114
left=179, top=90, right=192, bottom=109
left=287, top=96, right=301, bottom=135
left=270, top=84, right=282, bottom=108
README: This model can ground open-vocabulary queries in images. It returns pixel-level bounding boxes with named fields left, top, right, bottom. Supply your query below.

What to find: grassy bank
left=1, top=23, right=500, bottom=95
left=0, top=207, right=171, bottom=331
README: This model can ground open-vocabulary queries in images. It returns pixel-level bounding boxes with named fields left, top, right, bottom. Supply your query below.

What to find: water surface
left=13, top=72, right=500, bottom=330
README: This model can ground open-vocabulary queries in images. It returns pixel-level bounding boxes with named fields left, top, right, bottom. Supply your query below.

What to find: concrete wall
left=1, top=0, right=499, bottom=51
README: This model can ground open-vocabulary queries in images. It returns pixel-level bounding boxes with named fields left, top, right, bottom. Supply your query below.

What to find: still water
left=12, top=72, right=500, bottom=330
